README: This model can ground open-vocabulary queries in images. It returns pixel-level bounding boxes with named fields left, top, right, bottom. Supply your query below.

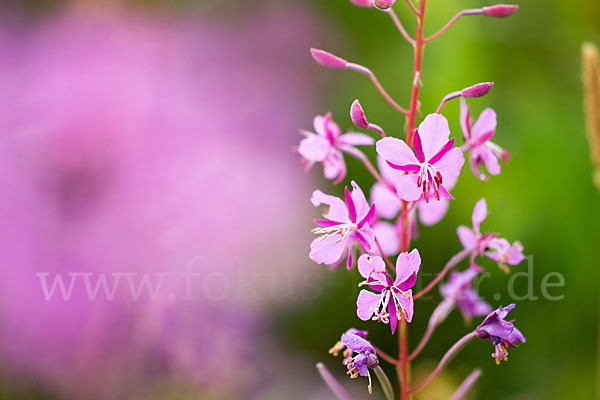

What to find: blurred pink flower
left=0, top=6, right=317, bottom=399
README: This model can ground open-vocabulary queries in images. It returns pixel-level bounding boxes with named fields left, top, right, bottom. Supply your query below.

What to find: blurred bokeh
left=0, top=0, right=598, bottom=399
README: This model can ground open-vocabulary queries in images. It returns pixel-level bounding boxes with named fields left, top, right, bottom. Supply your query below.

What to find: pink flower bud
left=461, top=82, right=494, bottom=98
left=374, top=0, right=396, bottom=10
left=310, top=48, right=348, bottom=69
left=350, top=100, right=369, bottom=130
left=482, top=4, right=518, bottom=18
left=350, top=0, right=374, bottom=8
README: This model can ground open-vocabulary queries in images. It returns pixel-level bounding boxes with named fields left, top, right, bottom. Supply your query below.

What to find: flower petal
left=311, top=190, right=348, bottom=222
left=372, top=222, right=401, bottom=257
left=418, top=113, right=451, bottom=160
left=341, top=332, right=376, bottom=353
left=370, top=182, right=401, bottom=219
left=481, top=147, right=501, bottom=176
left=309, top=234, right=349, bottom=265
left=417, top=197, right=449, bottom=226
left=394, top=249, right=421, bottom=288
left=472, top=198, right=488, bottom=232
left=339, top=132, right=375, bottom=146
left=457, top=225, right=477, bottom=250
left=460, top=98, right=471, bottom=141
left=471, top=108, right=497, bottom=142
left=376, top=137, right=419, bottom=167
left=357, top=290, right=382, bottom=321
left=351, top=181, right=371, bottom=221
left=434, top=147, right=465, bottom=185
left=393, top=173, right=422, bottom=202
left=358, top=254, right=386, bottom=279
left=298, top=135, right=331, bottom=162
left=396, top=289, right=414, bottom=323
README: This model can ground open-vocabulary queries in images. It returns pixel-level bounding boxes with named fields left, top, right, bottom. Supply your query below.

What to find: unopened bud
left=350, top=0, right=374, bottom=8
left=462, top=82, right=494, bottom=98
left=350, top=100, right=369, bottom=130
left=483, top=4, right=518, bottom=18
left=310, top=48, right=348, bottom=69
left=374, top=0, right=396, bottom=10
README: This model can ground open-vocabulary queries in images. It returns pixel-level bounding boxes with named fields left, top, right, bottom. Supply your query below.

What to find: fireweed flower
left=460, top=98, right=510, bottom=181
left=356, top=250, right=420, bottom=333
left=299, top=113, right=374, bottom=184
left=458, top=198, right=524, bottom=272
left=376, top=114, right=465, bottom=202
left=341, top=332, right=379, bottom=393
left=476, top=304, right=526, bottom=364
left=440, top=269, right=492, bottom=324
left=310, top=181, right=376, bottom=269
left=329, top=328, right=369, bottom=357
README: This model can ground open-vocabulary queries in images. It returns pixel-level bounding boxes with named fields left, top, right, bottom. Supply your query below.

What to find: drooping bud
left=310, top=48, right=348, bottom=69
left=482, top=4, right=518, bottom=18
left=350, top=100, right=369, bottom=129
left=461, top=82, right=494, bottom=98
left=350, top=0, right=374, bottom=8
left=374, top=0, right=396, bottom=10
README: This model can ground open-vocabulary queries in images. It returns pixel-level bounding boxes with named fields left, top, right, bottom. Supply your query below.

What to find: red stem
left=413, top=248, right=470, bottom=300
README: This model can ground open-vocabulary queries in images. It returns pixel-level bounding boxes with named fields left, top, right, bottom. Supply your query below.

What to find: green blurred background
left=3, top=0, right=600, bottom=399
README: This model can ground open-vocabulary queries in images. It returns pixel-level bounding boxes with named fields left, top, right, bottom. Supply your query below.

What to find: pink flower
left=376, top=114, right=464, bottom=202
left=356, top=250, right=420, bottom=333
left=310, top=181, right=376, bottom=269
left=350, top=0, right=375, bottom=8
left=299, top=113, right=374, bottom=184
left=460, top=98, right=510, bottom=180
left=457, top=199, right=524, bottom=272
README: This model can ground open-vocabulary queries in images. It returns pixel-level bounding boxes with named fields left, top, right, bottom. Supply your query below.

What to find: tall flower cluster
left=298, top=1, right=526, bottom=398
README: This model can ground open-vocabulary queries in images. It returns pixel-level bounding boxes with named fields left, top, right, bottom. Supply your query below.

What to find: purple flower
left=460, top=98, right=510, bottom=181
left=440, top=269, right=492, bottom=324
left=329, top=328, right=369, bottom=357
left=310, top=181, right=377, bottom=269
left=476, top=304, right=526, bottom=364
left=458, top=198, right=524, bottom=272
left=356, top=250, right=420, bottom=333
left=376, top=114, right=465, bottom=202
left=299, top=113, right=374, bottom=184
left=341, top=332, right=378, bottom=393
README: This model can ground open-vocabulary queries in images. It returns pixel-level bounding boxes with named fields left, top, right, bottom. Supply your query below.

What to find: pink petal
left=345, top=187, right=357, bottom=223
left=309, top=234, right=349, bottom=265
left=311, top=190, right=348, bottom=223
left=457, top=226, right=477, bottom=250
left=358, top=254, right=386, bottom=279
left=417, top=197, right=449, bottom=226
left=472, top=198, right=488, bottom=232
left=460, top=98, right=471, bottom=141
left=372, top=222, right=401, bottom=257
left=413, top=130, right=426, bottom=163
left=434, top=147, right=465, bottom=185
left=370, top=182, right=401, bottom=219
left=357, top=223, right=376, bottom=253
left=481, top=147, right=501, bottom=176
left=339, top=132, right=375, bottom=146
left=313, top=114, right=328, bottom=137
left=393, top=173, right=422, bottom=202
left=471, top=108, right=496, bottom=142
left=396, top=289, right=414, bottom=323
left=417, top=114, right=451, bottom=160
left=298, top=135, right=330, bottom=162
left=394, top=249, right=421, bottom=287
left=357, top=290, right=381, bottom=321
left=376, top=137, right=419, bottom=168
left=388, top=296, right=398, bottom=333
left=350, top=100, right=369, bottom=129
left=351, top=181, right=371, bottom=221
left=323, top=151, right=346, bottom=182
left=310, top=48, right=348, bottom=69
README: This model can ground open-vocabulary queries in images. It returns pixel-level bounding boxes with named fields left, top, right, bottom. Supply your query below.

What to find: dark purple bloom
left=329, top=328, right=369, bottom=357
left=341, top=332, right=378, bottom=393
left=476, top=304, right=526, bottom=364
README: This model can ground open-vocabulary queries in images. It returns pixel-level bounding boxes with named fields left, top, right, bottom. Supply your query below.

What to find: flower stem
left=375, top=237, right=396, bottom=272
left=450, top=368, right=482, bottom=400
left=413, top=248, right=470, bottom=300
left=409, top=331, right=477, bottom=394
left=373, top=345, right=400, bottom=365
left=386, top=9, right=416, bottom=46
left=424, top=9, right=483, bottom=43
left=316, top=362, right=354, bottom=400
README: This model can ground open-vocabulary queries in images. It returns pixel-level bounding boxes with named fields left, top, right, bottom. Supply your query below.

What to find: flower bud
left=350, top=0, right=374, bottom=8
left=374, top=0, right=396, bottom=10
left=461, top=82, right=494, bottom=98
left=482, top=4, right=518, bottom=18
left=310, top=48, right=348, bottom=69
left=350, top=100, right=369, bottom=130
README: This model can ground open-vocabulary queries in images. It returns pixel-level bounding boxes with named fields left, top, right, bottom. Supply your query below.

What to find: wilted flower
left=356, top=250, right=420, bottom=333
left=476, top=304, right=526, bottom=364
left=376, top=114, right=464, bottom=202
left=310, top=182, right=376, bottom=268
left=299, top=113, right=374, bottom=184
left=460, top=98, right=510, bottom=180
left=440, top=269, right=492, bottom=324
left=329, top=328, right=369, bottom=357
left=485, top=238, right=525, bottom=273
left=342, top=332, right=379, bottom=393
